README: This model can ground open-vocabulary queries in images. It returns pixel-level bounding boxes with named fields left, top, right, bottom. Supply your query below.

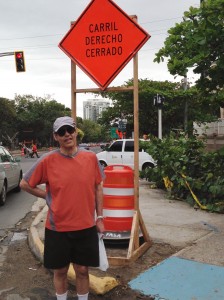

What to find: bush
left=141, top=134, right=224, bottom=212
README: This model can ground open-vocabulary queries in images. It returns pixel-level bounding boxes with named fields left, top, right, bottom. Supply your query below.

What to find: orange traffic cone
left=21, top=148, right=25, bottom=156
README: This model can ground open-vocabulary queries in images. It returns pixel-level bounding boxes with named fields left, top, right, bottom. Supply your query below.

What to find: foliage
left=77, top=119, right=108, bottom=143
left=0, top=98, right=17, bottom=146
left=154, top=0, right=224, bottom=98
left=14, top=94, right=71, bottom=147
left=76, top=127, right=84, bottom=143
left=97, top=78, right=220, bottom=136
left=141, top=134, right=224, bottom=212
left=0, top=94, right=112, bottom=148
left=0, top=86, right=222, bottom=149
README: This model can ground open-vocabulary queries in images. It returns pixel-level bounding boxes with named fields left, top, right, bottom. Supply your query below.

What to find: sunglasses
left=56, top=126, right=76, bottom=137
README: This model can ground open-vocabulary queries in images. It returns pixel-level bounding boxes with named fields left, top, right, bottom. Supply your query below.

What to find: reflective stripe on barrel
left=103, top=209, right=134, bottom=218
left=103, top=187, right=134, bottom=196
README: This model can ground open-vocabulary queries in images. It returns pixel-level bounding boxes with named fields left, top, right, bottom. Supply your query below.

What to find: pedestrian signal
left=14, top=51, right=26, bottom=72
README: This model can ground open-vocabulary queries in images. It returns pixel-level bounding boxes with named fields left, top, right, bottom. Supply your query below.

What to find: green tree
left=0, top=97, right=17, bottom=148
left=0, top=97, right=16, bottom=134
left=98, top=79, right=216, bottom=136
left=15, top=94, right=71, bottom=146
left=78, top=119, right=104, bottom=143
left=154, top=0, right=224, bottom=97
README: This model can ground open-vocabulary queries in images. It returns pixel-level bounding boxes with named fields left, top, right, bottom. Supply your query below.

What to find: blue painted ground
left=129, top=256, right=224, bottom=300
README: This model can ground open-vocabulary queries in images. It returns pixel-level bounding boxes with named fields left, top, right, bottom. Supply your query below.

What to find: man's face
left=54, top=125, right=77, bottom=148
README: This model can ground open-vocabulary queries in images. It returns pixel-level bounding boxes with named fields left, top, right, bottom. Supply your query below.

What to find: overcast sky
left=0, top=0, right=199, bottom=117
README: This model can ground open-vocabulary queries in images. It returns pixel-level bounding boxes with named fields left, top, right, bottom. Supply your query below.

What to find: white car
left=97, top=139, right=155, bottom=171
left=0, top=146, right=23, bottom=206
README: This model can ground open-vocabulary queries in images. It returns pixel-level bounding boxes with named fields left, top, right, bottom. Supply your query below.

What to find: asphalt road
left=0, top=155, right=40, bottom=231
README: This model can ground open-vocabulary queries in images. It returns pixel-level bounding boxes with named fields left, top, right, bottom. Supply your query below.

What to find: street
left=0, top=155, right=40, bottom=231
left=0, top=155, right=42, bottom=275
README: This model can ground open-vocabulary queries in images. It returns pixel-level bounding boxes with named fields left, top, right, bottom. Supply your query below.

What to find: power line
left=0, top=34, right=63, bottom=41
left=141, top=16, right=182, bottom=25
left=0, top=13, right=188, bottom=42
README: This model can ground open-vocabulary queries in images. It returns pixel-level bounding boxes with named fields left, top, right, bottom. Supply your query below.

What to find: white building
left=83, top=99, right=110, bottom=121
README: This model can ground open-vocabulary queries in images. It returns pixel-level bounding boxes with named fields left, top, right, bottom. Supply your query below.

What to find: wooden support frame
left=71, top=16, right=152, bottom=266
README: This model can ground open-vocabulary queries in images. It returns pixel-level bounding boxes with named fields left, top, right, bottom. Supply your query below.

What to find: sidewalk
left=29, top=180, right=224, bottom=299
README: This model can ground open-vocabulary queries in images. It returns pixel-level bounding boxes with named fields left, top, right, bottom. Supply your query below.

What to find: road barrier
left=103, top=165, right=134, bottom=241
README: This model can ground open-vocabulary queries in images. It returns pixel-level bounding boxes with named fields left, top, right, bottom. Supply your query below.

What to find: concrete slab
left=129, top=256, right=224, bottom=300
left=176, top=232, right=224, bottom=266
left=139, top=184, right=224, bottom=247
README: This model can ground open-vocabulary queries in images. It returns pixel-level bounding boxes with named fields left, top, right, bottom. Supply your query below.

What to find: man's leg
left=54, top=266, right=69, bottom=299
left=73, top=264, right=89, bottom=300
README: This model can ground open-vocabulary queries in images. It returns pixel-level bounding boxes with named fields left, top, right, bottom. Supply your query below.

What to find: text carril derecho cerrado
left=85, top=22, right=123, bottom=57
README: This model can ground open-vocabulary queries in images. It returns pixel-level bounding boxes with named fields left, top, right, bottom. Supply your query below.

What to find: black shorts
left=44, top=226, right=99, bottom=269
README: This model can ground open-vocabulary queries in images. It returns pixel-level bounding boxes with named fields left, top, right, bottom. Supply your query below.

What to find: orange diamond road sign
left=59, top=0, right=151, bottom=90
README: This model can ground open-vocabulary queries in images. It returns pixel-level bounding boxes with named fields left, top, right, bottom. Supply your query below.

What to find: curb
left=28, top=205, right=118, bottom=295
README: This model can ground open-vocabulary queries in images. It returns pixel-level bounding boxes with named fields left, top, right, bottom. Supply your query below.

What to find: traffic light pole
left=158, top=108, right=162, bottom=139
left=0, top=52, right=14, bottom=57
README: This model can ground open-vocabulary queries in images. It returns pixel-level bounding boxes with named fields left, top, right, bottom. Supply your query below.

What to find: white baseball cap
left=53, top=116, right=76, bottom=132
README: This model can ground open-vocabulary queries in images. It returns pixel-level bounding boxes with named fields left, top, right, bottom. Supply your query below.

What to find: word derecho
left=85, top=22, right=123, bottom=57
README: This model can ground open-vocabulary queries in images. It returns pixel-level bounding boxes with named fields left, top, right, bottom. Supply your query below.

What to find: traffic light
left=154, top=94, right=165, bottom=109
left=14, top=51, right=26, bottom=72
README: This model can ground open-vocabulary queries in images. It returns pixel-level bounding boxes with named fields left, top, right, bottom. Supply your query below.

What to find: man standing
left=20, top=116, right=105, bottom=300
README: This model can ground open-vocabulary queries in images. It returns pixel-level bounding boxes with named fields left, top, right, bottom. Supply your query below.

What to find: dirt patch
left=0, top=213, right=180, bottom=300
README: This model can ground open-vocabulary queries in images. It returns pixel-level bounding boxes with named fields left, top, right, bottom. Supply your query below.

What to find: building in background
left=83, top=99, right=110, bottom=121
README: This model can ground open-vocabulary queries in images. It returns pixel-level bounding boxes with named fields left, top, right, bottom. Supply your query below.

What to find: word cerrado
left=85, top=22, right=123, bottom=57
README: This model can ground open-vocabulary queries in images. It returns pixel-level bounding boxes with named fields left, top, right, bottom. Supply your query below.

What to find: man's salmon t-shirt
left=23, top=149, right=104, bottom=232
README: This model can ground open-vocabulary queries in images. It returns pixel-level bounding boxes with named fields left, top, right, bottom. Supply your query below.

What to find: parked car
left=0, top=146, right=23, bottom=206
left=96, top=139, right=155, bottom=171
left=78, top=143, right=90, bottom=150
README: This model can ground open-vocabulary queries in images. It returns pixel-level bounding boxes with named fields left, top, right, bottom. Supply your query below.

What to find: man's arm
left=20, top=179, right=46, bottom=199
left=95, top=182, right=105, bottom=233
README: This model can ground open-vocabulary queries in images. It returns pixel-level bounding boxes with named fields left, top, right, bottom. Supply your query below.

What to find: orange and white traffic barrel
left=103, top=165, right=134, bottom=242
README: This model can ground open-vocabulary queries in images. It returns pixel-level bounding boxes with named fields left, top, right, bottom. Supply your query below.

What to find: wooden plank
left=133, top=17, right=140, bottom=250
left=70, top=21, right=76, bottom=121
left=139, top=210, right=151, bottom=242
left=131, top=241, right=152, bottom=261
left=71, top=61, right=76, bottom=121
left=74, top=86, right=134, bottom=93
left=108, top=256, right=130, bottom=266
left=127, top=211, right=140, bottom=258
left=108, top=240, right=152, bottom=266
